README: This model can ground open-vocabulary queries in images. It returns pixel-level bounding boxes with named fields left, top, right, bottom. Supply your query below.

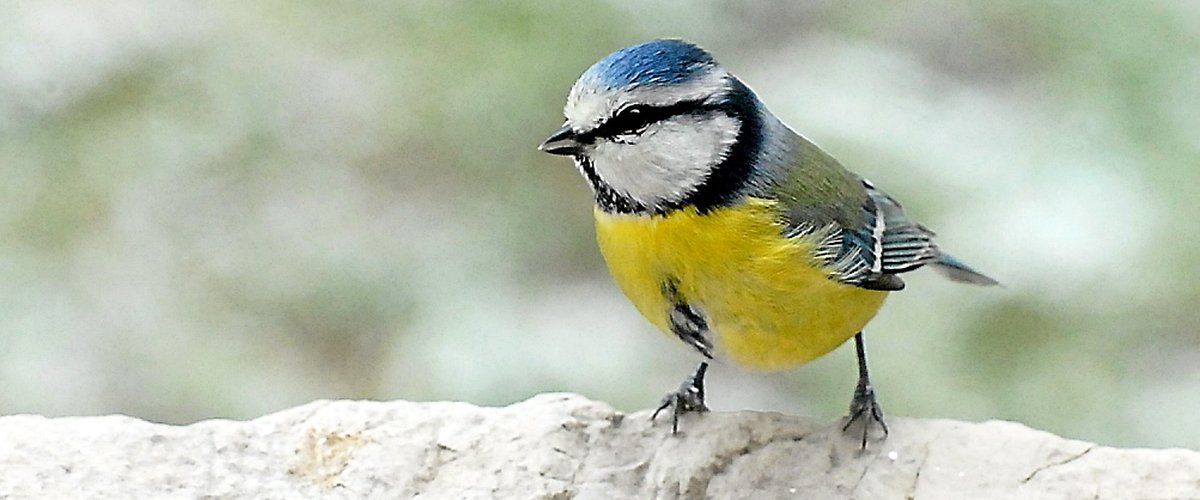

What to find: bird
left=538, top=39, right=997, bottom=447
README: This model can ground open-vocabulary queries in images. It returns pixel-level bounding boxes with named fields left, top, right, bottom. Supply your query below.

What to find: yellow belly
left=594, top=198, right=888, bottom=371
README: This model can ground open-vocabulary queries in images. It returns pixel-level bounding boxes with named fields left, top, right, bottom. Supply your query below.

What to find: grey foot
left=651, top=362, right=709, bottom=434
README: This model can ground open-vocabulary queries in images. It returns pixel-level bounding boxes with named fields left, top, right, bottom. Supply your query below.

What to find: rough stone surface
left=1, top=393, right=1197, bottom=499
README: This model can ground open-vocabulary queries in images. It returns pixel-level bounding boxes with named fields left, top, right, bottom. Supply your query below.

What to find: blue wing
left=795, top=179, right=996, bottom=290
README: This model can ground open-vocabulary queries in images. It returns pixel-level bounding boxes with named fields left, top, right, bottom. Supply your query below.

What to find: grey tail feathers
left=931, top=254, right=1000, bottom=286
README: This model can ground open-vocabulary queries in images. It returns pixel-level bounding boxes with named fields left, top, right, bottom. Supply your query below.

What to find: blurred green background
left=2, top=1, right=1198, bottom=449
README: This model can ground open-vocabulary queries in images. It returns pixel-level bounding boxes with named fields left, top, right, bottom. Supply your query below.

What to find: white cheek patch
left=589, top=113, right=740, bottom=208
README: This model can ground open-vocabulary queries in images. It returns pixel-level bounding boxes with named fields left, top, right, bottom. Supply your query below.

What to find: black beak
left=538, top=125, right=583, bottom=156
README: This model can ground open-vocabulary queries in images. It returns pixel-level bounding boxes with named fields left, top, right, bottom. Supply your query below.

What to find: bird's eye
left=604, top=105, right=655, bottom=137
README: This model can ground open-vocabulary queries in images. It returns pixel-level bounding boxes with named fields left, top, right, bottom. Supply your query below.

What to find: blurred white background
left=1, top=1, right=1198, bottom=449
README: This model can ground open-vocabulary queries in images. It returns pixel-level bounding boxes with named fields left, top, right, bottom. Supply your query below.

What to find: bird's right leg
left=653, top=279, right=715, bottom=434
left=652, top=361, right=709, bottom=434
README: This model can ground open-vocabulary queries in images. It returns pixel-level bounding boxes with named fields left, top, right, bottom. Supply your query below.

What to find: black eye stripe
left=581, top=99, right=715, bottom=142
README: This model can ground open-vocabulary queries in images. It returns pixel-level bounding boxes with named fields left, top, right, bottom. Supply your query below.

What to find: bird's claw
left=651, top=362, right=709, bottom=434
left=843, top=378, right=888, bottom=449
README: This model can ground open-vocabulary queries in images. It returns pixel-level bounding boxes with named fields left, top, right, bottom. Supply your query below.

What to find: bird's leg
left=843, top=332, right=888, bottom=448
left=652, top=361, right=709, bottom=434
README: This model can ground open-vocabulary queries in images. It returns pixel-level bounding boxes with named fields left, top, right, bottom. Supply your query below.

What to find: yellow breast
left=594, top=198, right=888, bottom=371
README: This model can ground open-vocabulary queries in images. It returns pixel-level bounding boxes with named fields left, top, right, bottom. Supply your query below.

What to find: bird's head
left=540, top=39, right=761, bottom=213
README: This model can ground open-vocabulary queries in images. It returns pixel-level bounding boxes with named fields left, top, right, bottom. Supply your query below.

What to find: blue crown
left=581, top=39, right=716, bottom=90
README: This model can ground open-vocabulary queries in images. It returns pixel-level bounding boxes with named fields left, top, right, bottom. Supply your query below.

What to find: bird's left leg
left=652, top=361, right=709, bottom=434
left=843, top=332, right=888, bottom=448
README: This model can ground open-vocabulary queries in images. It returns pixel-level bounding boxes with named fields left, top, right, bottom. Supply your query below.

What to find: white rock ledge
left=1, top=393, right=1197, bottom=499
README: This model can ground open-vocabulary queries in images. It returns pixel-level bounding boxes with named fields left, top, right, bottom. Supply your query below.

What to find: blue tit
left=539, top=39, right=997, bottom=447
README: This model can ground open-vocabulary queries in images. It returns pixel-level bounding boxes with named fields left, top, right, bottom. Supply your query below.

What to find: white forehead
left=562, top=70, right=729, bottom=131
